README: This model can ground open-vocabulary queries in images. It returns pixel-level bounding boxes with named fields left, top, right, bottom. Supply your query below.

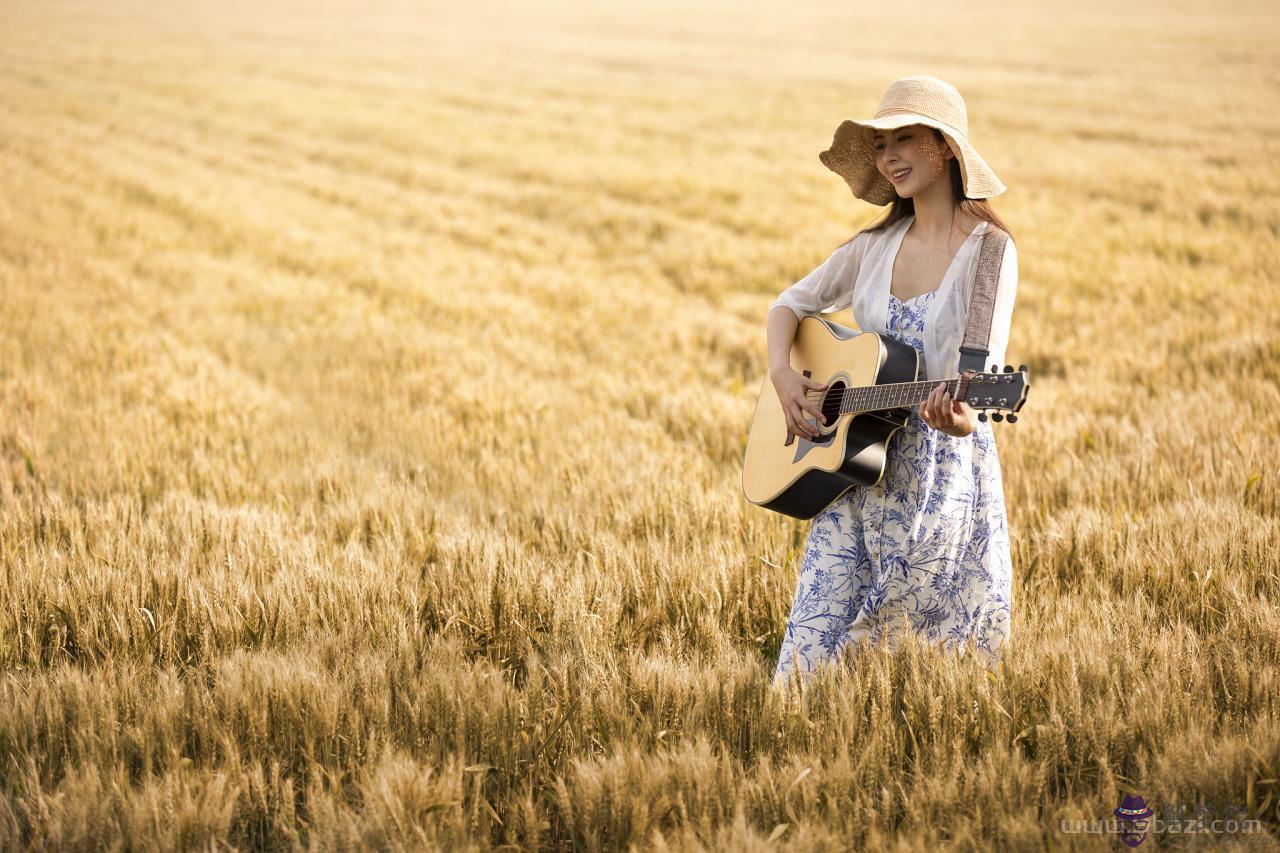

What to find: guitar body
left=742, top=316, right=923, bottom=520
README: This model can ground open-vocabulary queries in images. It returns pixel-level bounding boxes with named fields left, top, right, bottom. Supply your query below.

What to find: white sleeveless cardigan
left=770, top=216, right=1019, bottom=382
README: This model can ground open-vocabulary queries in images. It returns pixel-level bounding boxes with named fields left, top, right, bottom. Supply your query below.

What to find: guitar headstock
left=962, top=364, right=1031, bottom=423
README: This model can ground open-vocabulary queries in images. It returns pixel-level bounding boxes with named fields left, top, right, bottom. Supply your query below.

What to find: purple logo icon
left=1114, top=794, right=1155, bottom=847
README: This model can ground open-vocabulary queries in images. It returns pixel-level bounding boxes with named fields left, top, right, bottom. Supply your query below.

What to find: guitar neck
left=840, top=377, right=968, bottom=414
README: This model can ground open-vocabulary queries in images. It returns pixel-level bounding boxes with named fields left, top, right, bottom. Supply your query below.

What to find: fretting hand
left=919, top=372, right=978, bottom=438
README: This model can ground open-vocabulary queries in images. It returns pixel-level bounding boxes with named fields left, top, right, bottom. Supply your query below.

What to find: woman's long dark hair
left=838, top=128, right=1014, bottom=249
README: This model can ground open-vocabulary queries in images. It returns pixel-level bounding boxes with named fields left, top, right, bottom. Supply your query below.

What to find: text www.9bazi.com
left=1059, top=795, right=1267, bottom=848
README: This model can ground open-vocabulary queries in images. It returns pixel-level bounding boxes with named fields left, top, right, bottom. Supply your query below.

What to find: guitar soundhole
left=821, top=380, right=847, bottom=427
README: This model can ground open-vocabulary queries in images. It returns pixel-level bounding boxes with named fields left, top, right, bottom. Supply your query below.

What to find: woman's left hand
left=919, top=375, right=978, bottom=437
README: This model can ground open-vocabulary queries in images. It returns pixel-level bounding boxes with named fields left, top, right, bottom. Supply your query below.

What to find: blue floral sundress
left=772, top=287, right=1013, bottom=688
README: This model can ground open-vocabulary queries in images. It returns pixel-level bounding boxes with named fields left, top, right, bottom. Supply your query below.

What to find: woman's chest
left=889, top=236, right=964, bottom=302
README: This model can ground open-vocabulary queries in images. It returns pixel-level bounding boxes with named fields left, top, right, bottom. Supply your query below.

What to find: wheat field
left=2, top=0, right=1279, bottom=848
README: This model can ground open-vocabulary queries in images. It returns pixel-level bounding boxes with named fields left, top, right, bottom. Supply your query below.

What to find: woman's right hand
left=769, top=364, right=829, bottom=439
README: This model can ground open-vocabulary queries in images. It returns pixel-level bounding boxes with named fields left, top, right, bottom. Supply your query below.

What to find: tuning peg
left=991, top=412, right=1004, bottom=422
left=1003, top=365, right=1013, bottom=373
left=1018, top=364, right=1028, bottom=374
left=990, top=364, right=998, bottom=373
left=978, top=411, right=988, bottom=422
left=1006, top=413, right=1018, bottom=423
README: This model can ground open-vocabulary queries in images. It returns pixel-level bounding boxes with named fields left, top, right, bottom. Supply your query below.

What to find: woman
left=766, top=76, right=1019, bottom=690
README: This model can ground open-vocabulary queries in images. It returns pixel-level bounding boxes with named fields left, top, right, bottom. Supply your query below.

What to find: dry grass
left=2, top=0, right=1279, bottom=848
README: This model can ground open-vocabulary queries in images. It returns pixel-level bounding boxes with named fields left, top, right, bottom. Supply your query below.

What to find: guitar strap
left=956, top=226, right=1011, bottom=375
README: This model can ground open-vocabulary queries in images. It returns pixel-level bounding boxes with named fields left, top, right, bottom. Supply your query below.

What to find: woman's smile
left=890, top=167, right=912, bottom=183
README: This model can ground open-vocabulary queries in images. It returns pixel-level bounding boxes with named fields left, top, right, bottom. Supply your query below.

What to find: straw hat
left=819, top=75, right=1006, bottom=206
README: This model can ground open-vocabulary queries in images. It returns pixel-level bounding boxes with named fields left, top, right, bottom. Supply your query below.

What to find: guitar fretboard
left=839, top=377, right=968, bottom=414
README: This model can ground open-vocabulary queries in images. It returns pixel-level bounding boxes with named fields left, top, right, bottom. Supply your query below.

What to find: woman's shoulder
left=830, top=222, right=886, bottom=258
left=847, top=217, right=906, bottom=250
left=970, top=215, right=1013, bottom=245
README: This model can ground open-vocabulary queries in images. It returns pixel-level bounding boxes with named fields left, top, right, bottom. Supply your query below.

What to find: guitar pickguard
left=790, top=418, right=837, bottom=463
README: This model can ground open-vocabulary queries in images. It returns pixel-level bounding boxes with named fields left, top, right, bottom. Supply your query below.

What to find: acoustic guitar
left=742, top=315, right=1030, bottom=519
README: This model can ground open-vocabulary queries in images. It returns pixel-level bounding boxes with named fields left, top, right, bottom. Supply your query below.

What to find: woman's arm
left=768, top=305, right=829, bottom=439
left=766, top=232, right=871, bottom=438
left=768, top=230, right=871, bottom=321
left=767, top=304, right=801, bottom=374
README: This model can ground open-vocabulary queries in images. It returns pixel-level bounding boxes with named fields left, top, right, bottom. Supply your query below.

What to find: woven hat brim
left=818, top=114, right=1006, bottom=205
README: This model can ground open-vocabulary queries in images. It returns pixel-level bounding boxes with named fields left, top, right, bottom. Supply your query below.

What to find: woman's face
left=873, top=124, right=954, bottom=197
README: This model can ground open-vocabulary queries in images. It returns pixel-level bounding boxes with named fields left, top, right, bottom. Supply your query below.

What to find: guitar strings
left=798, top=377, right=1005, bottom=417
left=801, top=378, right=967, bottom=403
left=798, top=371, right=1019, bottom=399
left=802, top=382, right=961, bottom=398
